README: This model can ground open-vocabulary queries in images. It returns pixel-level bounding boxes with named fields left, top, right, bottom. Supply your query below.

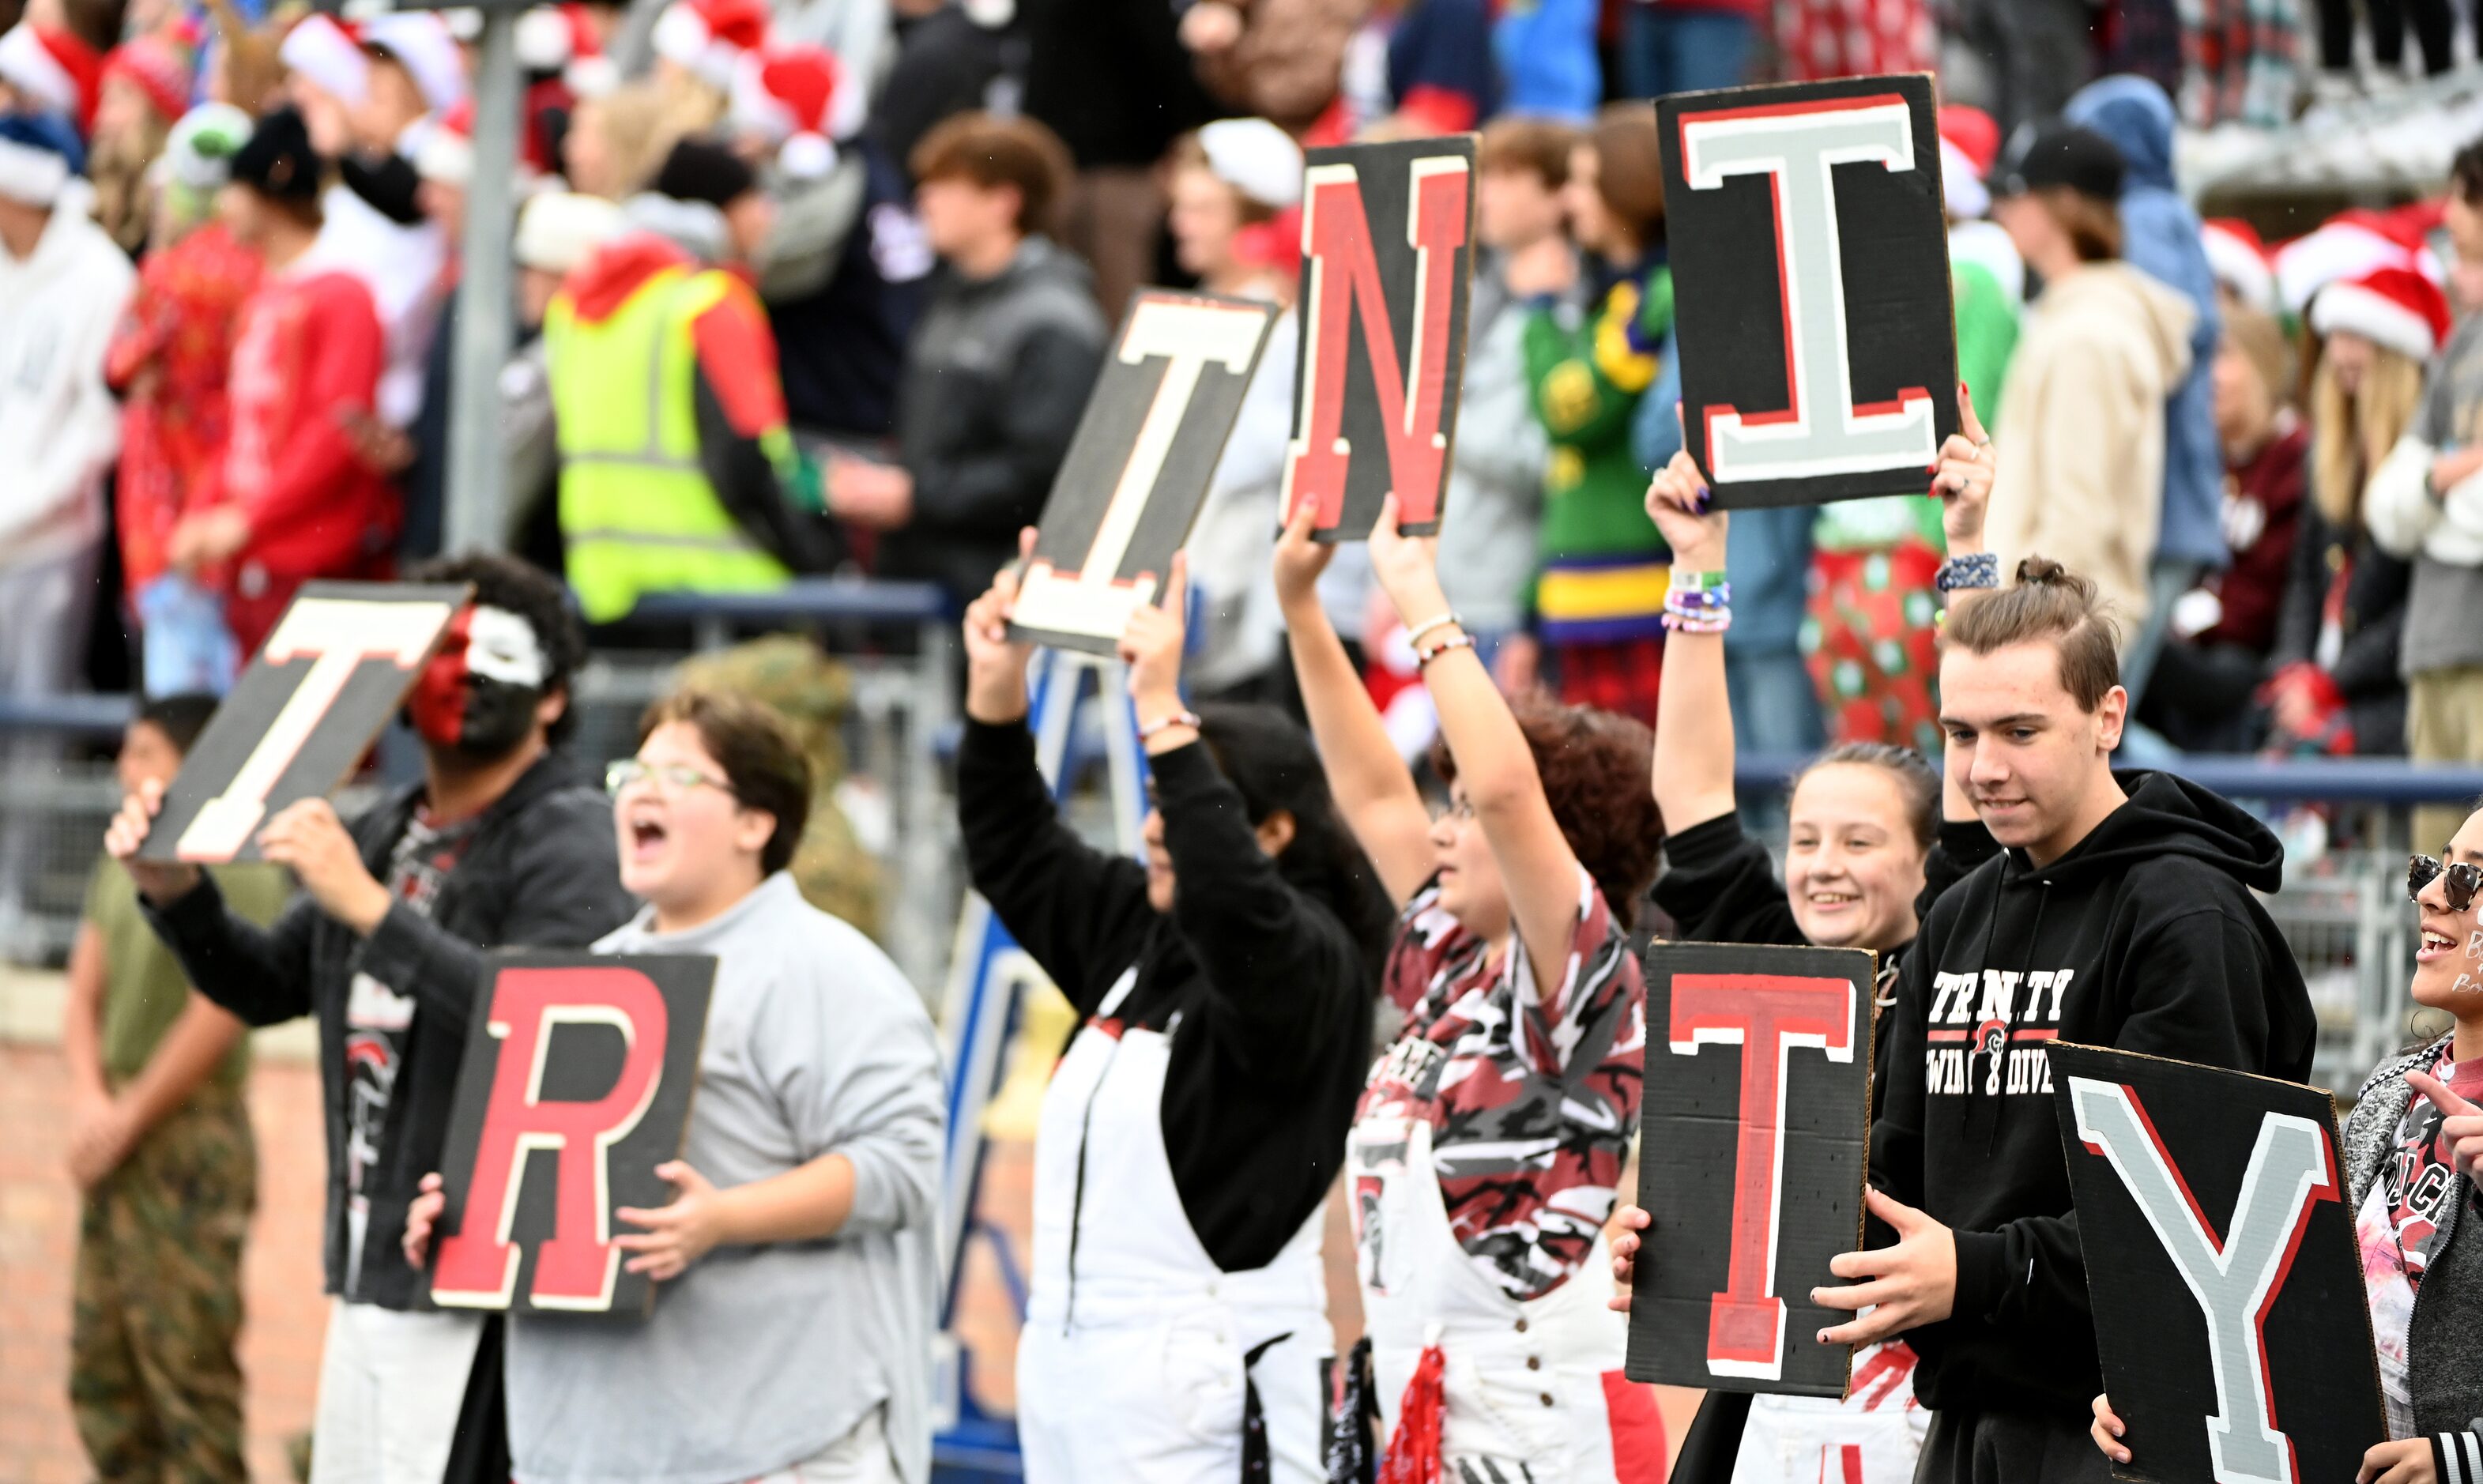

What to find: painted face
left=1786, top=763, right=1928, bottom=952
left=2412, top=808, right=2483, bottom=1012
left=407, top=605, right=551, bottom=760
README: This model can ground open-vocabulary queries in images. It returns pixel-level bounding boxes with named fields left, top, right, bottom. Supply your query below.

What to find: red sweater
left=220, top=263, right=399, bottom=598
left=2199, top=415, right=2308, bottom=656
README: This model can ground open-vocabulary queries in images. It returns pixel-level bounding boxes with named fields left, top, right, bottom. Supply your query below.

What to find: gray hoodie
left=506, top=874, right=945, bottom=1484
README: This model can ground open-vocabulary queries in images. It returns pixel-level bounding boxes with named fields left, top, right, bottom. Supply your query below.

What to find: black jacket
left=1871, top=771, right=2317, bottom=1418
left=883, top=237, right=1106, bottom=606
left=2272, top=499, right=2409, bottom=755
left=144, top=751, right=636, bottom=1310
left=957, top=718, right=1374, bottom=1274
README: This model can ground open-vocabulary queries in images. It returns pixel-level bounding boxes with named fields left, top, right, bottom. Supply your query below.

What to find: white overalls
left=1017, top=975, right=1333, bottom=1484
left=1347, top=1106, right=1653, bottom=1482
left=1731, top=1343, right=1927, bottom=1484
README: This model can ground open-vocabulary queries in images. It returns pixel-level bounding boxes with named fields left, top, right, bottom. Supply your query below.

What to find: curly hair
left=1432, top=695, right=1663, bottom=929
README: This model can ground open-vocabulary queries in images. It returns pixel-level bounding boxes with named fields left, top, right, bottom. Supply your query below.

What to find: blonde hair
left=90, top=104, right=171, bottom=254
left=2311, top=343, right=2426, bottom=528
left=575, top=83, right=677, bottom=200
left=654, top=66, right=726, bottom=145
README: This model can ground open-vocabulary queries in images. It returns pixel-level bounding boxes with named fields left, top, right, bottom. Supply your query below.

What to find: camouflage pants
left=70, top=1091, right=256, bottom=1484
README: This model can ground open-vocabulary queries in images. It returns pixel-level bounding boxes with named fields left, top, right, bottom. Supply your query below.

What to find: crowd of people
left=13, top=0, right=2483, bottom=1481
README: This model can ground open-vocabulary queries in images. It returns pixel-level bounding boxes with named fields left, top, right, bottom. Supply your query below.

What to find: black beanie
left=231, top=106, right=326, bottom=205
left=652, top=136, right=757, bottom=211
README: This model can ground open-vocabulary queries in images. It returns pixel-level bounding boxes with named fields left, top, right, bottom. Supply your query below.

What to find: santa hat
left=1937, top=104, right=2002, bottom=180
left=1939, top=137, right=1988, bottom=220
left=0, top=109, right=77, bottom=205
left=654, top=0, right=768, bottom=92
left=516, top=3, right=613, bottom=94
left=515, top=188, right=624, bottom=272
left=0, top=24, right=101, bottom=133
left=281, top=13, right=370, bottom=107
left=102, top=34, right=190, bottom=125
left=2310, top=264, right=2452, bottom=362
left=415, top=96, right=472, bottom=185
left=730, top=43, right=847, bottom=178
left=362, top=12, right=467, bottom=114
left=2275, top=210, right=2443, bottom=314
left=1199, top=116, right=1300, bottom=209
left=2201, top=218, right=2277, bottom=315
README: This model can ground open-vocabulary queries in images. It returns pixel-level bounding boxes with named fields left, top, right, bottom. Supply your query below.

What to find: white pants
left=0, top=543, right=95, bottom=927
left=308, top=1298, right=486, bottom=1484
left=747, top=1407, right=902, bottom=1484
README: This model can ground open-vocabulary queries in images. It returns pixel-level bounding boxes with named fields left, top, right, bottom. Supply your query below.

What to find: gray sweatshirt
left=506, top=873, right=945, bottom=1484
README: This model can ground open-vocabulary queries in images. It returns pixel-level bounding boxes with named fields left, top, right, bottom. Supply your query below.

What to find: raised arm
left=1274, top=501, right=1434, bottom=904
left=1366, top=496, right=1584, bottom=1003
left=1645, top=449, right=1737, bottom=834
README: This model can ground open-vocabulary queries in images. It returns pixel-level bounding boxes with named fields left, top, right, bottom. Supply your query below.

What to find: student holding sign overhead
left=1277, top=496, right=1667, bottom=1481
left=1608, top=416, right=2005, bottom=1484
left=104, top=554, right=635, bottom=1484
left=2091, top=805, right=2483, bottom=1484
left=955, top=536, right=1397, bottom=1484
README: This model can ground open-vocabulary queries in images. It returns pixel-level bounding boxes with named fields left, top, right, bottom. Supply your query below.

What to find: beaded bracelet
left=1404, top=612, right=1462, bottom=648
left=1666, top=585, right=1731, bottom=609
left=1663, top=608, right=1732, bottom=634
left=1415, top=633, right=1477, bottom=669
left=1136, top=709, right=1203, bottom=740
left=1935, top=552, right=1999, bottom=592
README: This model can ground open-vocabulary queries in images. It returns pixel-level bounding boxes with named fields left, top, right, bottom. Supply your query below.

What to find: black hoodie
left=1870, top=770, right=2318, bottom=1419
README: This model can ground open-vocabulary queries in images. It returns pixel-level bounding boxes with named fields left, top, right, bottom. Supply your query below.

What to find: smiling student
left=411, top=689, right=946, bottom=1484
left=1801, top=558, right=2317, bottom=1484
left=2092, top=810, right=2483, bottom=1484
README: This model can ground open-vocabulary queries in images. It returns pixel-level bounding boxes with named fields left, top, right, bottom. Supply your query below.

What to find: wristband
left=1415, top=633, right=1476, bottom=669
left=1136, top=709, right=1203, bottom=741
left=1404, top=612, right=1462, bottom=648
left=1667, top=567, right=1728, bottom=593
left=1935, top=552, right=1999, bottom=592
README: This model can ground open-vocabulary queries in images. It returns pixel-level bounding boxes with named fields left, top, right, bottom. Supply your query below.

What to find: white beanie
left=1198, top=117, right=1302, bottom=210
left=517, top=190, right=626, bottom=272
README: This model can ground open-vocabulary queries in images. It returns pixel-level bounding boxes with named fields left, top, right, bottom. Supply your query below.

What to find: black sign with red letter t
left=1008, top=288, right=1278, bottom=655
left=141, top=582, right=471, bottom=863
left=2048, top=1042, right=2383, bottom=1484
left=1280, top=134, right=1475, bottom=542
left=1657, top=75, right=1957, bottom=510
left=1628, top=941, right=1874, bottom=1396
left=429, top=952, right=715, bottom=1318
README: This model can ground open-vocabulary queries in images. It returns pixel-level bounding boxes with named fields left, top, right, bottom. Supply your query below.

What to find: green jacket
left=1524, top=263, right=1674, bottom=642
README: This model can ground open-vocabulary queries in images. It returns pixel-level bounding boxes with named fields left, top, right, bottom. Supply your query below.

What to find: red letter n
left=1669, top=973, right=1857, bottom=1380
left=432, top=966, right=670, bottom=1312
left=1280, top=155, right=1468, bottom=530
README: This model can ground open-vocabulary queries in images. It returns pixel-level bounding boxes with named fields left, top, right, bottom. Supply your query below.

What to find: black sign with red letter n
left=141, top=582, right=470, bottom=863
left=1629, top=942, right=1874, bottom=1396
left=429, top=952, right=715, bottom=1318
left=1008, top=288, right=1278, bottom=655
left=1280, top=134, right=1475, bottom=542
left=2048, top=1043, right=2383, bottom=1484
left=1657, top=75, right=1957, bottom=510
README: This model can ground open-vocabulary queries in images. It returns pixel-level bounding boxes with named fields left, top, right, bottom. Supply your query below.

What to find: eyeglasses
left=2408, top=854, right=2483, bottom=912
left=1429, top=797, right=1476, bottom=824
left=605, top=759, right=733, bottom=798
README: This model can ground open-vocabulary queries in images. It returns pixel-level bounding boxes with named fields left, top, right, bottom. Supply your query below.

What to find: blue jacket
left=2067, top=76, right=2227, bottom=571
left=1492, top=0, right=1599, bottom=122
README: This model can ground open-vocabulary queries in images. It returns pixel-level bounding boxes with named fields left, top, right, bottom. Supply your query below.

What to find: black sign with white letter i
left=1657, top=74, right=1958, bottom=509
left=1008, top=288, right=1278, bottom=655
left=2047, top=1042, right=2383, bottom=1484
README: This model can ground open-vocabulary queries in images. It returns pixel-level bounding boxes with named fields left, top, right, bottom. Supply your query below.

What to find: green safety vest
left=546, top=265, right=791, bottom=623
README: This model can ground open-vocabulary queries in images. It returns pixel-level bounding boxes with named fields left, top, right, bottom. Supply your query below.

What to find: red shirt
left=220, top=262, right=399, bottom=646
left=105, top=223, right=262, bottom=589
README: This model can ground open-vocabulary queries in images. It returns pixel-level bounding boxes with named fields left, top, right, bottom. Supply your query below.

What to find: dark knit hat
left=230, top=105, right=325, bottom=205
left=651, top=135, right=756, bottom=209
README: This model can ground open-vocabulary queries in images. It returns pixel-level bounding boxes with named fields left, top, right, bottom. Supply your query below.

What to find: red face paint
left=409, top=606, right=477, bottom=748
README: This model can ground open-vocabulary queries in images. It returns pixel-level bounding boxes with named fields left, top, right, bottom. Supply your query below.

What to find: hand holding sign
left=2406, top=1068, right=2483, bottom=1182
left=104, top=778, right=199, bottom=905
left=1812, top=1186, right=1957, bottom=1347
left=1117, top=550, right=1190, bottom=709
left=1933, top=386, right=1995, bottom=554
left=613, top=1161, right=729, bottom=1282
left=962, top=529, right=1039, bottom=725
left=1642, top=446, right=1728, bottom=573
left=2359, top=1439, right=2442, bottom=1484
left=1607, top=1203, right=1653, bottom=1315
left=257, top=797, right=390, bottom=935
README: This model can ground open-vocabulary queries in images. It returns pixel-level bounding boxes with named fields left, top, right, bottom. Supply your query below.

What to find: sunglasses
left=2408, top=854, right=2483, bottom=912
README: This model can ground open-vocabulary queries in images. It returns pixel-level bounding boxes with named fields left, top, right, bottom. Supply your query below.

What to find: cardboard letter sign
left=1628, top=942, right=1875, bottom=1395
left=2048, top=1043, right=2383, bottom=1484
left=431, top=953, right=715, bottom=1317
left=1280, top=134, right=1475, bottom=541
left=1657, top=75, right=1957, bottom=508
left=142, top=582, right=470, bottom=863
left=1008, top=289, right=1279, bottom=654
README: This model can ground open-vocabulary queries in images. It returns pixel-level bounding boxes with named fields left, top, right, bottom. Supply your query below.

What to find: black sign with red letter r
left=1629, top=941, right=1875, bottom=1396
left=429, top=952, right=715, bottom=1318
